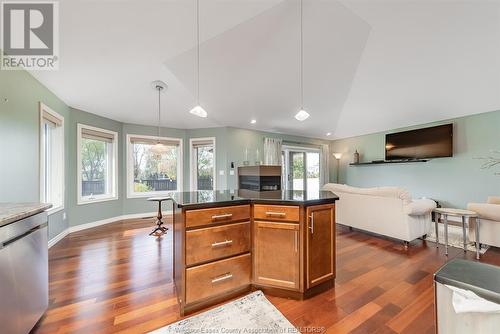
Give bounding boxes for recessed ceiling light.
[190,105,207,118]
[250,119,257,124]
[326,132,331,136]
[295,109,310,121]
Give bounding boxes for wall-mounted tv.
[385,124,453,161]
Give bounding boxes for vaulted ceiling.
[31,0,500,139]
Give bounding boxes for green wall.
[1,70,330,241]
[0,70,71,239]
[10,67,496,240]
[330,110,500,208]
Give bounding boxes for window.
[39,103,64,213]
[127,134,183,197]
[190,137,216,191]
[77,124,118,204]
[282,146,321,193]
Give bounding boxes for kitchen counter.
[172,189,337,315]
[0,203,52,227]
[168,189,338,209]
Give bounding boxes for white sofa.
[467,196,500,248]
[322,183,436,243]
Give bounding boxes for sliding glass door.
[282,147,321,192]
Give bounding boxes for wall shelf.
[349,159,429,166]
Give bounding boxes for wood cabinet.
[185,254,251,304]
[253,204,300,222]
[174,201,335,315]
[306,204,335,289]
[185,222,251,266]
[253,221,300,290]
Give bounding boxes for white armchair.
[467,196,500,248]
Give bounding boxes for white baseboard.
[48,211,163,248]
[48,228,69,248]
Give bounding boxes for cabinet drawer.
[185,254,251,304]
[185,205,250,228]
[254,204,299,222]
[186,222,251,266]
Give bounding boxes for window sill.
[126,191,179,199]
[47,206,64,216]
[77,196,119,206]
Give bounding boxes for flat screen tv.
[385,124,453,161]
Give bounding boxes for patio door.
[282,147,321,192]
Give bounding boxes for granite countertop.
[165,190,338,209]
[0,203,53,227]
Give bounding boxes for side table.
[147,196,171,236]
[433,208,480,259]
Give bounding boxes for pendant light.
[190,0,208,118]
[295,0,309,121]
[150,80,168,155]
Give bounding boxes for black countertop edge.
[174,197,338,210]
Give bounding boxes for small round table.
[147,196,171,236]
[433,208,480,259]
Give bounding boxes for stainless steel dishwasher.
[0,211,48,334]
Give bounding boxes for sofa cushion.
[322,183,412,204]
[404,199,437,216]
[467,203,500,222]
[487,196,500,205]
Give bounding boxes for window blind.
[129,136,180,146]
[42,111,63,127]
[81,128,115,143]
[191,139,214,148]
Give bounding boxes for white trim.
[126,133,183,198]
[48,228,69,249]
[39,102,65,211]
[47,206,64,216]
[77,123,119,205]
[189,137,216,191]
[48,211,160,248]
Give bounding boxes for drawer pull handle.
[265,211,286,217]
[211,240,233,248]
[309,213,314,234]
[211,213,233,220]
[211,273,233,284]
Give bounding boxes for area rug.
[426,223,489,255]
[150,291,298,334]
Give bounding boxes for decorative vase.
[353,150,360,164]
[243,148,249,166]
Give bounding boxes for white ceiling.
[31,0,500,139]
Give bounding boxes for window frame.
[39,102,65,215]
[126,133,183,198]
[189,137,216,191]
[77,123,119,205]
[282,145,322,192]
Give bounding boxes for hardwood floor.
[33,218,500,334]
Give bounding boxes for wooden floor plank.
[33,219,500,334]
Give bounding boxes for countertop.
[0,203,52,227]
[166,190,338,209]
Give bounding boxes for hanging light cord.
[300,0,303,110]
[157,86,161,140]
[196,0,200,105]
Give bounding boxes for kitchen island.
[170,190,338,315]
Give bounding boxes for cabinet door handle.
[211,273,233,284]
[211,240,233,248]
[309,213,314,234]
[211,213,233,220]
[265,211,286,217]
[294,230,298,252]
